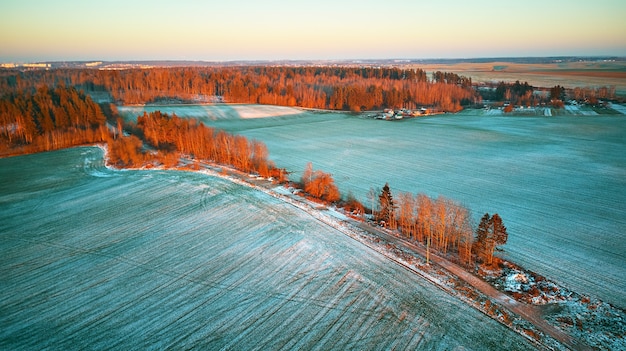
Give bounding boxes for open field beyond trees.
[415,60,626,97]
[119,104,626,312]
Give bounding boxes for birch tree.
[396,192,416,239]
[416,194,433,264]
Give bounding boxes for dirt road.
[185,160,592,350]
[347,219,593,351]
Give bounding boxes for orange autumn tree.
[130,111,283,178]
[0,66,478,112]
[301,162,341,203]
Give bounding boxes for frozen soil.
[197,156,626,350]
[0,147,538,350]
[120,104,626,312]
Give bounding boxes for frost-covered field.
[121,104,302,120]
[120,104,626,310]
[609,102,626,115]
[0,148,536,350]
[564,105,598,115]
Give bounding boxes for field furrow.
[0,147,537,350]
[119,105,624,309]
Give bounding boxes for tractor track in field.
[190,160,593,351]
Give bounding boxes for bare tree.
[396,192,416,239]
[416,194,433,264]
[366,186,380,218]
[302,162,313,187]
[433,197,448,252]
[448,201,473,266]
[301,163,340,203]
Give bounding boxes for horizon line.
[2,55,626,65]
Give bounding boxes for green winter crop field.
[0,147,537,350]
[120,104,626,310]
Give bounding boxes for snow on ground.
[231,104,303,118]
[504,272,530,292]
[565,105,598,115]
[118,104,302,120]
[0,148,537,350]
[484,108,503,116]
[609,102,626,114]
[139,105,626,310]
[564,105,578,114]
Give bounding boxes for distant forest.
[0,85,108,154]
[0,66,477,112]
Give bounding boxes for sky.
[1,0,625,62]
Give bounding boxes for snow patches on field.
[118,104,303,121]
[484,108,503,116]
[609,102,626,114]
[0,148,540,351]
[565,105,598,115]
[230,105,303,118]
[81,146,115,177]
[504,272,530,292]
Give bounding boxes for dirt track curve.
[347,219,593,351]
[191,161,593,351]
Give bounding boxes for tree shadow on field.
[202,104,242,120]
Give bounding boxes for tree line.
[0,66,478,112]
[0,81,507,270]
[570,86,616,105]
[0,83,286,183]
[0,85,108,155]
[432,71,473,88]
[478,81,537,106]
[478,80,618,109]
[372,183,507,267]
[109,110,287,181]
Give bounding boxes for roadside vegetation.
[364,182,508,268]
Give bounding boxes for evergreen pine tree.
[377,183,395,228]
[475,212,508,265]
[491,213,508,250]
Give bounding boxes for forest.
[0,66,478,112]
[0,83,286,181]
[0,85,108,155]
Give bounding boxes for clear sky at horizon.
[1,0,625,62]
